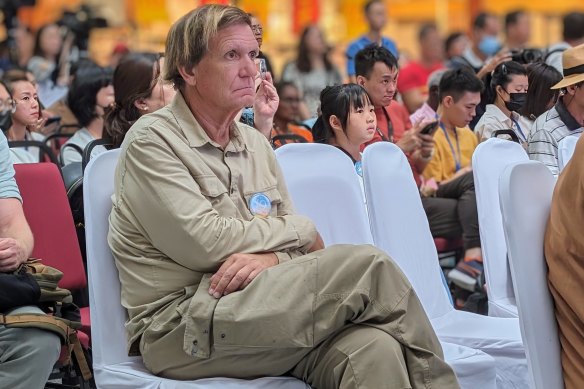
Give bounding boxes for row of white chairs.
[473,134,580,319]
[83,139,567,388]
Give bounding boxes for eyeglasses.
[251,24,263,34]
[0,98,15,113]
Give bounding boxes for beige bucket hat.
[552,43,584,89]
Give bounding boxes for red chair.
[14,162,90,340]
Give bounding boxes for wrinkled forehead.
[208,23,258,53]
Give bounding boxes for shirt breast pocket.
[197,175,229,207]
[243,186,282,218]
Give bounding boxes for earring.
[142,105,149,111]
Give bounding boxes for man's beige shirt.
[108,93,317,358]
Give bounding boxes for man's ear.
[178,65,197,87]
[328,114,343,132]
[443,96,454,108]
[356,75,366,87]
[565,85,578,96]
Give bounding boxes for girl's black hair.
[520,61,562,119]
[312,83,372,144]
[67,65,113,128]
[484,60,527,105]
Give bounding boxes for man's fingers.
[0,238,15,250]
[243,268,262,288]
[0,248,17,261]
[223,265,255,295]
[210,260,247,298]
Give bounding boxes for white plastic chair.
[558,134,581,172]
[275,143,373,246]
[362,142,528,389]
[83,149,309,389]
[276,143,497,389]
[499,161,563,389]
[472,138,528,318]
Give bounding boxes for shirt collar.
[485,104,513,125]
[169,92,254,153]
[556,98,583,132]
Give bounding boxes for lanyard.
[439,122,462,172]
[377,107,394,143]
[510,117,527,143]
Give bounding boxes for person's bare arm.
[253,72,279,139]
[0,198,33,272]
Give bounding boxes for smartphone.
[44,116,62,127]
[256,58,267,80]
[419,121,439,136]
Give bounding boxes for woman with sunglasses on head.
[104,53,176,149]
[474,60,532,147]
[0,74,45,164]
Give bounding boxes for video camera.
[58,5,107,55]
[510,48,543,65]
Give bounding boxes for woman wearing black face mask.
[474,60,532,147]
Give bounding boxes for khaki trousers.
[143,245,459,389]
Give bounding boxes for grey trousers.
[144,245,459,389]
[0,306,61,389]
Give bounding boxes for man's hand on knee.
[0,238,28,272]
[209,252,278,298]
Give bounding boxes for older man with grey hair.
[108,4,458,388]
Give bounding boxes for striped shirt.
[528,100,584,177]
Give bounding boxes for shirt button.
[220,333,226,339]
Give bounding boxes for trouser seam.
[346,353,362,388]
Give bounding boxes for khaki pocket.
[212,255,317,349]
[243,186,283,217]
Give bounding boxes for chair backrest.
[9,140,60,165]
[499,161,562,389]
[14,163,86,290]
[275,143,373,246]
[45,132,73,155]
[362,142,453,319]
[558,134,581,172]
[83,149,138,367]
[472,138,528,313]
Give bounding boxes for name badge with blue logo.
[249,192,271,217]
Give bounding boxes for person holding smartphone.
[354,45,435,176]
[422,68,484,303]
